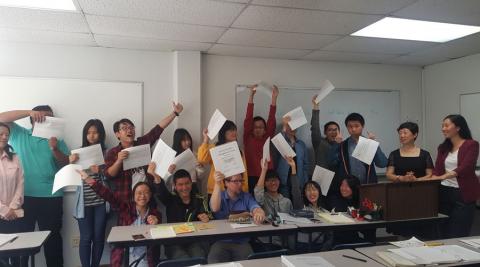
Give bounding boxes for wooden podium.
[359,180,440,221]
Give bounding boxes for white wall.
[202,55,424,145]
[423,53,480,158]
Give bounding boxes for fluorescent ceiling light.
[0,0,76,11]
[352,17,480,43]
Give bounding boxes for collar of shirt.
[0,151,8,160]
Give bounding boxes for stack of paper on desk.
[387,245,477,265]
[278,212,313,224]
[317,212,355,224]
[281,255,335,267]
[460,238,480,249]
[150,226,176,239]
[390,237,425,248]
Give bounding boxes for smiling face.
[325,124,339,142]
[340,179,353,199]
[134,184,151,208]
[253,119,266,138]
[442,118,460,139]
[0,126,9,151]
[225,174,243,195]
[398,128,417,145]
[174,177,192,199]
[304,184,319,206]
[115,122,136,145]
[265,177,280,193]
[346,121,363,138]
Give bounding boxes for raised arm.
[147,162,173,205]
[310,94,321,148]
[158,102,183,129]
[197,129,213,165]
[0,110,46,124]
[209,171,224,212]
[244,85,256,139]
[254,159,269,205]
[266,85,278,137]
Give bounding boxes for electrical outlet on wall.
[71,236,80,247]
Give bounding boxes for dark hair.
[344,113,365,127]
[342,175,360,207]
[324,121,340,133]
[216,120,237,146]
[172,128,193,156]
[132,181,155,207]
[253,116,266,128]
[265,169,279,181]
[0,122,15,160]
[397,121,419,139]
[439,114,473,152]
[173,169,192,184]
[30,105,53,124]
[82,119,106,150]
[302,181,324,208]
[113,118,135,133]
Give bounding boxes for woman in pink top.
[0,122,25,265]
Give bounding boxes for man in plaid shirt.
[105,102,183,205]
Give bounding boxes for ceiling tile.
[78,0,246,27]
[251,0,416,15]
[208,44,311,59]
[218,28,340,49]
[232,5,382,34]
[0,6,89,32]
[393,0,480,25]
[86,15,225,43]
[323,36,436,54]
[0,28,96,46]
[302,50,396,63]
[94,34,212,51]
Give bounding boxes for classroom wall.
[202,54,424,146]
[423,53,480,158]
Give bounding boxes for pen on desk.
[342,254,367,262]
[9,236,18,243]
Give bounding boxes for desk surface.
[107,219,297,247]
[356,236,480,267]
[0,231,50,256]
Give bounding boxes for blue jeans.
[77,203,107,267]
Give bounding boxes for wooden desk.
[0,231,50,267]
[356,236,480,267]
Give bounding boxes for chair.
[247,249,288,260]
[332,242,373,250]
[156,257,207,267]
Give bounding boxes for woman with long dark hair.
[430,114,479,238]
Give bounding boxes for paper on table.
[32,116,66,139]
[389,246,461,265]
[122,144,151,171]
[271,133,296,158]
[209,141,245,177]
[71,144,105,170]
[151,139,176,178]
[390,237,425,248]
[150,226,176,239]
[0,234,18,247]
[317,212,355,224]
[352,136,380,165]
[262,137,270,162]
[460,239,480,249]
[435,245,480,261]
[207,109,227,140]
[52,164,82,194]
[283,106,307,130]
[173,149,197,179]
[314,80,335,104]
[281,255,335,267]
[312,165,335,196]
[230,223,259,229]
[278,212,313,224]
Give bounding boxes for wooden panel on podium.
[359,180,440,221]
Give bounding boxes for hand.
[29,110,46,123]
[147,162,156,176]
[117,151,129,163]
[367,131,376,140]
[146,215,159,225]
[172,102,183,114]
[202,128,209,143]
[285,156,296,169]
[89,165,100,174]
[214,171,225,183]
[49,137,58,151]
[282,115,291,125]
[312,94,319,108]
[272,85,279,99]
[197,213,210,223]
[69,153,79,163]
[76,169,95,185]
[252,209,266,225]
[260,158,269,172]
[168,164,176,174]
[4,208,17,221]
[249,84,257,97]
[335,131,343,144]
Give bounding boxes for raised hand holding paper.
[263,137,271,162]
[207,109,227,140]
[71,144,105,170]
[151,139,176,178]
[312,165,335,196]
[122,144,151,170]
[283,107,307,130]
[173,149,198,179]
[52,164,82,194]
[32,116,66,139]
[352,136,379,165]
[314,80,335,104]
[209,141,245,177]
[271,133,296,158]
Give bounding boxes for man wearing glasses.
[208,171,266,263]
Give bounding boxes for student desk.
[0,231,50,267]
[356,236,480,267]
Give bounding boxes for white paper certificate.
[207,109,227,140]
[52,164,82,194]
[314,80,335,104]
[352,136,380,165]
[71,144,105,170]
[151,139,176,178]
[263,137,271,162]
[122,144,152,170]
[283,107,307,130]
[209,141,245,177]
[312,165,335,196]
[32,116,66,139]
[173,149,197,179]
[271,133,296,158]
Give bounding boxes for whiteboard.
[235,86,400,174]
[460,92,480,166]
[0,76,143,150]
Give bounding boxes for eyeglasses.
[226,179,244,184]
[120,126,135,131]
